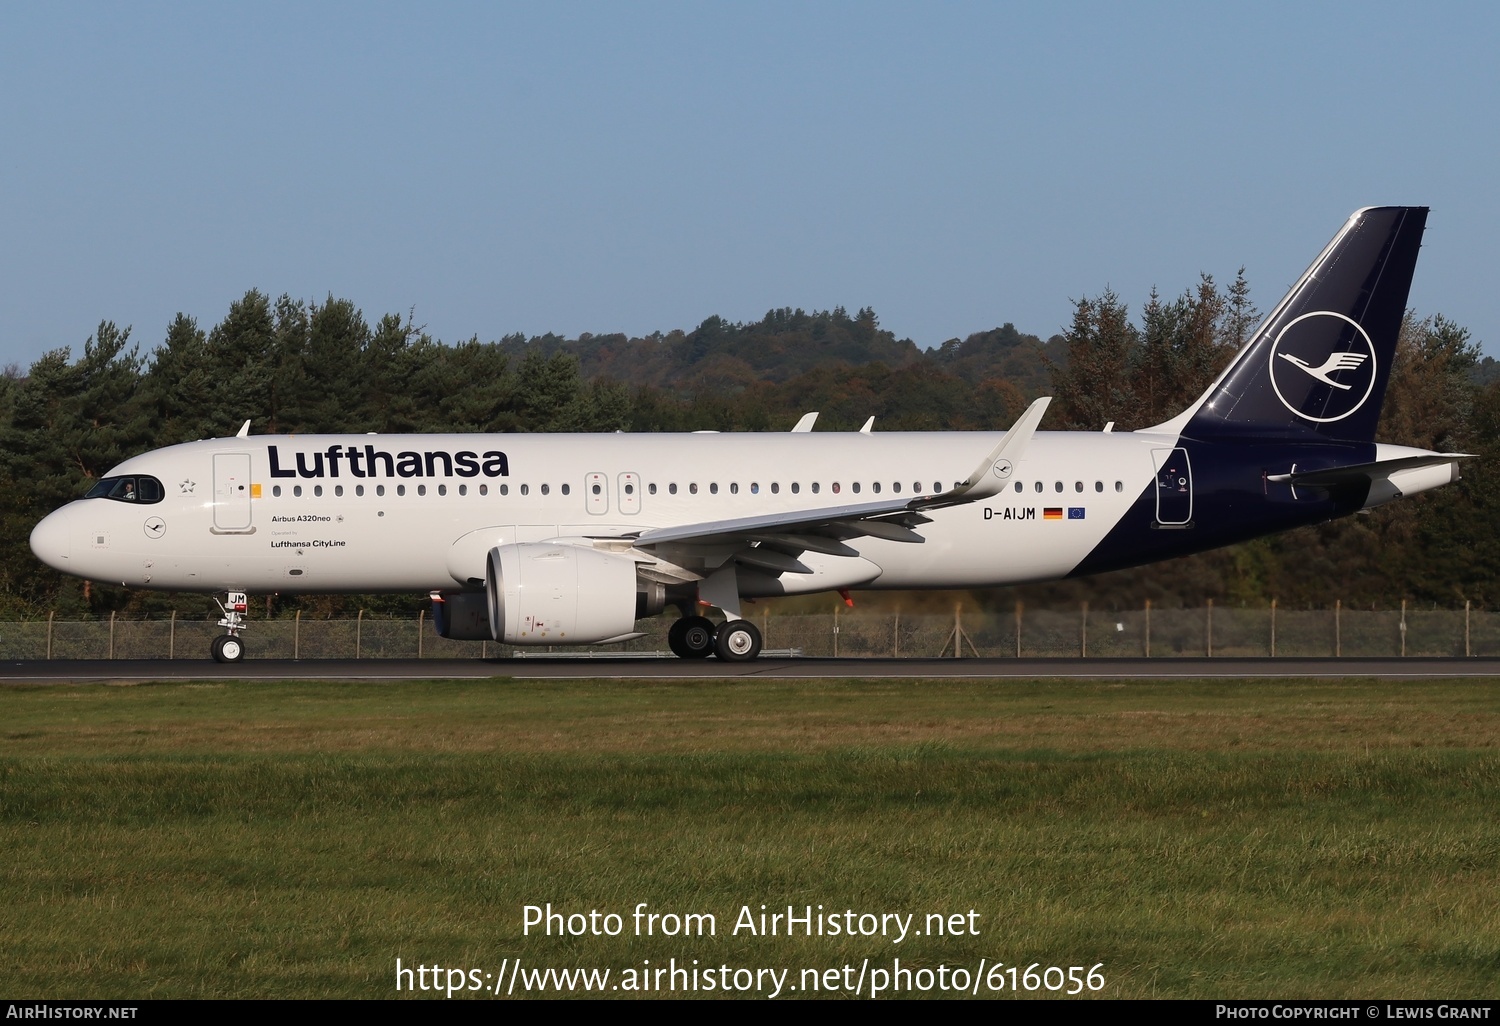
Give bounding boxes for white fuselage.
[33,430,1166,595]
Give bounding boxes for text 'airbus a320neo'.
[30,207,1463,661]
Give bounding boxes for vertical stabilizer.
[1157,206,1427,443]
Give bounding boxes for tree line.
[0,277,1494,619]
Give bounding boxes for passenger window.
[591,483,602,495]
[893,482,901,493]
[397,485,406,496]
[438,484,447,496]
[730,483,739,494]
[520,484,529,496]
[751,482,759,494]
[1115,481,1124,492]
[377,485,385,497]
[811,483,820,494]
[669,483,678,495]
[1095,481,1103,493]
[458,484,466,496]
[791,483,800,494]
[1034,482,1043,493]
[483,484,492,496]
[273,485,282,498]
[418,484,426,496]
[314,485,323,497]
[1014,482,1023,493]
[294,485,303,497]
[335,485,344,497]
[541,484,549,495]
[690,483,698,494]
[649,483,657,495]
[1075,482,1083,492]
[710,483,718,494]
[561,483,570,496]
[1055,482,1063,493]
[771,483,780,494]
[872,482,880,494]
[832,482,841,494]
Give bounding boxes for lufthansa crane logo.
[1268,311,1377,423]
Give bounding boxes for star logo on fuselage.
[180,479,195,494]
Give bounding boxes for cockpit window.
[85,476,164,504]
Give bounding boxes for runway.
[4,656,1500,682]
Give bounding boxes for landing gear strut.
[212,591,248,663]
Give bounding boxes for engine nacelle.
[486,543,661,644]
[432,591,492,640]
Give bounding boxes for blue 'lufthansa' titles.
[268,444,509,479]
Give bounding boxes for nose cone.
[30,507,72,570]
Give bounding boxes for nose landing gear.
[212,591,248,663]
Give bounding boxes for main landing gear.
[212,591,248,663]
[667,614,763,662]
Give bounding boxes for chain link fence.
[1,602,1494,660]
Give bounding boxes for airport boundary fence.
[1,601,1496,660]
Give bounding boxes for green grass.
[2,678,1498,998]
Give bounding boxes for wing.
[616,398,1051,574]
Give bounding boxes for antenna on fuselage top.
[791,412,818,432]
[236,420,251,438]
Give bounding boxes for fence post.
[418,608,425,658]
[1015,601,1022,658]
[1081,600,1087,657]
[170,609,176,660]
[109,611,116,660]
[1400,599,1407,657]
[1270,599,1276,658]
[1466,599,1471,658]
[1207,599,1213,657]
[356,609,363,659]
[1335,600,1341,657]
[47,610,54,660]
[294,610,301,660]
[832,603,839,658]
[893,608,900,659]
[1144,599,1151,658]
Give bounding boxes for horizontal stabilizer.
[1266,452,1471,487]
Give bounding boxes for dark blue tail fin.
[1168,206,1426,443]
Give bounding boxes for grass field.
[3,677,1498,999]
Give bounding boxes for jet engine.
[485,542,664,644]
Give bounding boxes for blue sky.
[2,2,1496,371]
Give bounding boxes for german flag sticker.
[1043,507,1063,520]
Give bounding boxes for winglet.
[236,419,252,438]
[859,416,875,434]
[791,412,818,432]
[923,397,1051,506]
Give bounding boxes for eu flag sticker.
[1068,507,1085,519]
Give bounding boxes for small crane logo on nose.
[144,517,166,538]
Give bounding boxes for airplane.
[28,206,1465,662]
